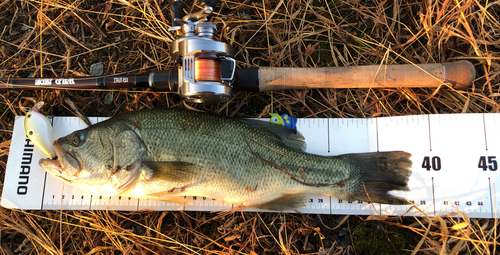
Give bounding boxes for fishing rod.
[0,0,476,104]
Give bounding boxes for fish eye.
[71,132,85,147]
[272,117,278,122]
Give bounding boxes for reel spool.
[195,57,222,82]
[169,0,236,103]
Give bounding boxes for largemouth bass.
[39,108,412,210]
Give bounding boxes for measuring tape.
[2,113,499,218]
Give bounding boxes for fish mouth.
[38,143,63,174]
[53,141,81,177]
[38,154,69,183]
[53,142,64,167]
[38,159,70,182]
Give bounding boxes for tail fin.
[344,151,412,204]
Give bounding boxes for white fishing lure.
[24,102,56,159]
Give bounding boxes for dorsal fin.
[238,119,306,151]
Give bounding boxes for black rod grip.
[148,71,178,91]
[233,68,259,92]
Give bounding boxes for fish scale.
[39,108,412,210]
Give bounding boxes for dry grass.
[0,0,499,254]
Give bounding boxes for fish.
[39,108,412,210]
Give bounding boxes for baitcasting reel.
[165,0,236,103]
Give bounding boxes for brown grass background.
[0,0,499,254]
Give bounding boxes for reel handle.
[201,0,218,8]
[170,1,187,27]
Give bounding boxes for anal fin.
[252,194,309,211]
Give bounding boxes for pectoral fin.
[145,185,194,206]
[141,161,202,206]
[252,194,309,211]
[143,161,200,183]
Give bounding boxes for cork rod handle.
[257,60,475,91]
